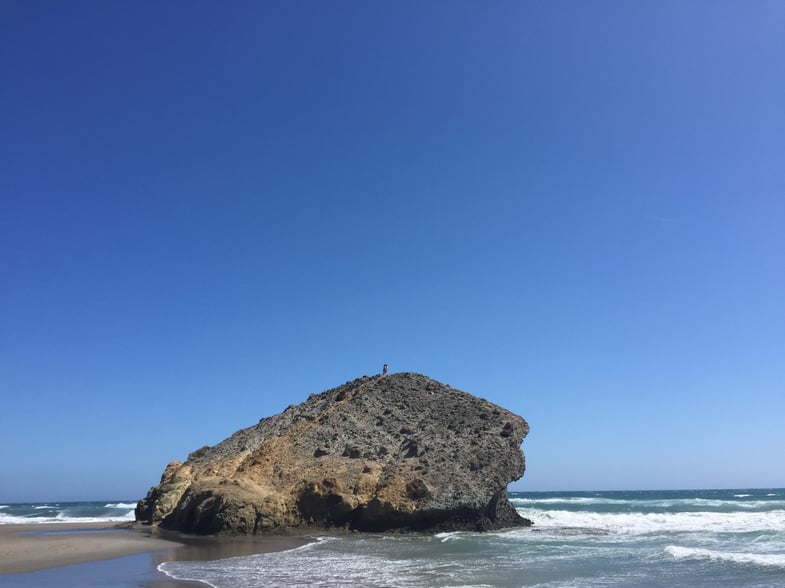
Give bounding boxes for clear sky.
[1,1,783,502]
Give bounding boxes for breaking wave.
[666,545,785,568]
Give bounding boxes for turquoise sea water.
[2,490,784,587]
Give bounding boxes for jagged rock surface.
[136,373,531,534]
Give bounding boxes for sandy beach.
[0,522,179,575]
[0,522,309,586]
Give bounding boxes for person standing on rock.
[383,364,388,375]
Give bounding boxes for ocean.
[3,489,785,587]
[158,489,785,587]
[0,501,136,525]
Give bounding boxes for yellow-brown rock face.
[136,373,530,534]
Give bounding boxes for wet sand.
[0,522,309,586]
[0,522,179,575]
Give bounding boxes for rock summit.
[136,372,531,534]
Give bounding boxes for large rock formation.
[136,372,531,534]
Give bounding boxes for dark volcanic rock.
[136,372,531,534]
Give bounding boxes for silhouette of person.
[383,364,388,375]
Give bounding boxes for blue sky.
[1,1,783,502]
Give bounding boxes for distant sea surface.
[0,501,136,524]
[4,489,785,587]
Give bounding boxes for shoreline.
[0,522,181,575]
[0,522,309,586]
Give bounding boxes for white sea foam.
[33,505,55,510]
[0,514,36,525]
[512,496,785,512]
[435,531,462,542]
[104,502,137,509]
[658,498,785,511]
[159,537,422,587]
[0,511,135,525]
[514,507,785,536]
[158,564,220,588]
[666,545,785,568]
[511,496,622,506]
[160,534,514,588]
